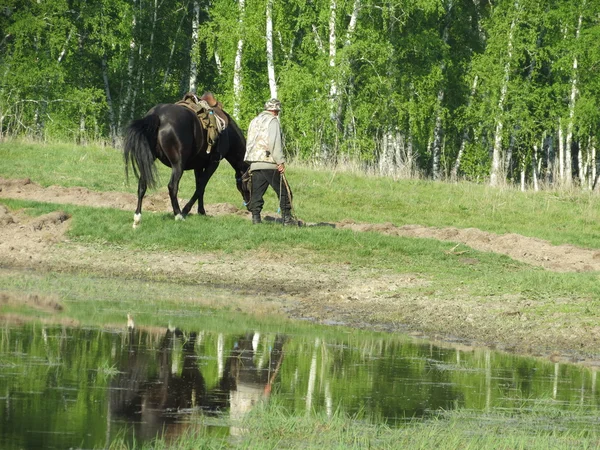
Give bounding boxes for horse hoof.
[133,213,141,229]
[175,214,185,221]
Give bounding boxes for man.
[244,98,296,225]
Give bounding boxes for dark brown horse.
[123,103,249,228]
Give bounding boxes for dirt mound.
[2,176,599,273]
[337,220,600,273]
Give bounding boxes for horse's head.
[238,168,251,209]
[223,114,251,209]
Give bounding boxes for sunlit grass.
[105,400,600,449]
[3,140,600,248]
[4,197,600,306]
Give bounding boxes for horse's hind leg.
[133,178,147,229]
[168,165,185,220]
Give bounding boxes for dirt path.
[2,177,600,365]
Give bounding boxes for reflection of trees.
[109,328,286,440]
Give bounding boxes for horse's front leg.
[133,178,147,229]
[168,165,185,220]
[183,162,219,216]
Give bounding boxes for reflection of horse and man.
[110,325,286,441]
[124,91,301,228]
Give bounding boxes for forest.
[1,0,599,188]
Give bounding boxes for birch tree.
[266,0,277,98]
[564,3,584,187]
[189,0,201,93]
[233,0,246,120]
[490,5,518,187]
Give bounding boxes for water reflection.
[0,322,599,449]
[110,328,209,441]
[110,327,286,442]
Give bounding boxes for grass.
[4,196,600,307]
[2,139,600,247]
[3,140,600,448]
[106,400,600,449]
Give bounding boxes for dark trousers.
[249,169,292,215]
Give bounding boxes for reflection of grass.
[107,400,599,449]
[97,361,119,377]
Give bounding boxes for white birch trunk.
[578,140,584,185]
[266,0,277,98]
[592,137,597,189]
[520,160,526,191]
[432,89,444,180]
[163,10,187,86]
[532,144,539,191]
[345,0,360,46]
[233,0,246,120]
[57,29,74,63]
[490,16,516,187]
[565,11,583,188]
[148,0,158,77]
[432,3,452,181]
[558,118,564,182]
[189,0,201,93]
[118,7,137,131]
[312,25,325,53]
[379,133,392,176]
[101,56,117,145]
[452,75,478,180]
[214,50,223,76]
[328,0,337,118]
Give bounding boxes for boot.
[252,213,262,224]
[282,211,297,226]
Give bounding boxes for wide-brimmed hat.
[264,98,281,111]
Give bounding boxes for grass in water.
[105,400,600,449]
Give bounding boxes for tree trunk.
[118,1,138,132]
[565,10,584,188]
[532,144,539,191]
[189,0,201,93]
[328,0,337,123]
[432,2,452,181]
[162,10,187,87]
[490,16,517,187]
[558,118,565,183]
[266,0,277,98]
[101,56,117,146]
[452,75,478,180]
[432,89,444,181]
[233,0,245,120]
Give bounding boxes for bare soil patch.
[1,177,599,366]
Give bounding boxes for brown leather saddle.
[175,92,229,153]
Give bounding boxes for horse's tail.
[123,114,160,189]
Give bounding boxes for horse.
[123,102,250,228]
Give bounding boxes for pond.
[0,320,598,449]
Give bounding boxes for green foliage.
[2,0,600,186]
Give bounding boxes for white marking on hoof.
[175,214,185,221]
[133,213,142,229]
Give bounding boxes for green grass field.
[3,140,600,449]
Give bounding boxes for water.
[0,322,598,449]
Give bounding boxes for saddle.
[175,91,229,154]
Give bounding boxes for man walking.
[244,99,296,225]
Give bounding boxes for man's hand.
[277,163,285,173]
